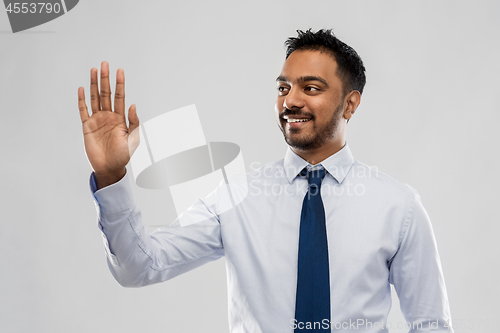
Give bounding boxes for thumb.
[127,104,140,157]
[128,104,139,133]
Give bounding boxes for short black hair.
[285,29,366,95]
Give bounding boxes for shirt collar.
[283,143,355,184]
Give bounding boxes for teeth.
[287,118,310,123]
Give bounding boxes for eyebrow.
[276,75,329,87]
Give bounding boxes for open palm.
[78,62,139,189]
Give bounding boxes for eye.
[277,86,289,95]
[305,86,320,92]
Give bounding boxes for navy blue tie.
[295,167,330,331]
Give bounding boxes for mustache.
[281,108,314,119]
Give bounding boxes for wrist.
[94,168,126,190]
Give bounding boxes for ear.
[343,90,361,121]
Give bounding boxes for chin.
[285,136,321,151]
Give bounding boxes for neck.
[291,140,346,165]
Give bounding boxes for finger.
[128,104,140,133]
[78,87,90,122]
[90,68,100,112]
[100,61,112,111]
[114,68,125,117]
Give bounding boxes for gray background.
[1,0,499,332]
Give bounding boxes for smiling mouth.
[282,115,313,123]
[282,116,312,130]
[286,118,311,123]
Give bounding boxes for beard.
[279,102,344,151]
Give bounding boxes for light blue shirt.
[90,144,453,332]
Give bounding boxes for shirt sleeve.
[90,169,224,287]
[389,186,454,332]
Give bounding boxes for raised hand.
[78,61,139,189]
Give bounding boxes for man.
[78,29,453,332]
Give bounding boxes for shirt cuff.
[89,170,135,215]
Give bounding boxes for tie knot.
[300,167,326,189]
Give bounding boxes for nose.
[283,87,305,110]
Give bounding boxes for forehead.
[280,50,340,84]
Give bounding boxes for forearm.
[91,169,225,287]
[93,170,157,287]
[99,208,153,287]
